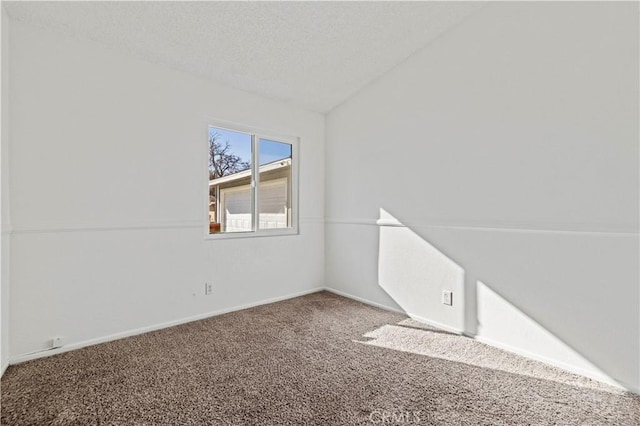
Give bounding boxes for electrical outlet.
[51,336,64,349]
[442,291,453,306]
[205,282,214,295]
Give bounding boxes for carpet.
[2,291,638,425]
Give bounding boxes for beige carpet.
[1,291,638,425]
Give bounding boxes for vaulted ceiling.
[4,1,485,113]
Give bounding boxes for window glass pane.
[258,139,292,229]
[208,127,253,233]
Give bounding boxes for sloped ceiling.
[4,1,485,113]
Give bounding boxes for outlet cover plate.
[442,291,453,306]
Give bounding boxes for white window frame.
[205,120,299,240]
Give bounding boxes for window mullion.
[252,134,259,233]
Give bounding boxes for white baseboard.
[473,335,631,392]
[404,312,464,335]
[1,361,8,377]
[9,286,325,365]
[323,287,464,335]
[324,286,637,394]
[7,285,638,395]
[323,287,405,314]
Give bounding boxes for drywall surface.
[325,2,639,391]
[7,20,324,360]
[1,7,10,375]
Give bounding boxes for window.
[207,123,298,238]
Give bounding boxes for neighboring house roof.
[209,158,292,187]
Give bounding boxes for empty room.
[0,1,638,425]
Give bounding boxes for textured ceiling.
[4,1,485,113]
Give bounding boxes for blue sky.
[209,126,291,166]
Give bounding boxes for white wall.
[326,2,639,391]
[7,20,324,360]
[1,7,10,375]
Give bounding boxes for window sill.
[204,227,299,240]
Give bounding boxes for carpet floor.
[1,291,638,425]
